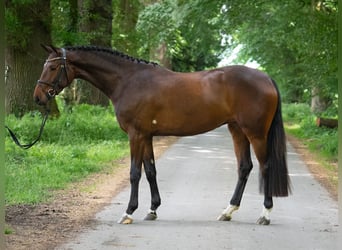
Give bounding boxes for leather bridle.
[37,48,69,99]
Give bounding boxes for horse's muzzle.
[34,95,47,106]
[34,96,42,105]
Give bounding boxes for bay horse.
[34,45,290,225]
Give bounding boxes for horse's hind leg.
[250,137,273,225]
[218,123,253,221]
[143,137,161,220]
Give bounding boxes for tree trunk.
[5,0,59,117]
[316,117,338,128]
[150,42,172,69]
[57,0,79,107]
[112,0,141,54]
[76,0,113,107]
[311,87,329,114]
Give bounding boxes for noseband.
[37,48,69,99]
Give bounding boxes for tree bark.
[311,87,329,114]
[150,42,172,69]
[5,0,59,117]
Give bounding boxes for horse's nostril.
[34,96,40,104]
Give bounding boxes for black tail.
[261,79,291,197]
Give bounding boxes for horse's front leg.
[118,133,144,224]
[143,137,161,221]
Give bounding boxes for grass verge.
[282,103,338,188]
[5,104,129,205]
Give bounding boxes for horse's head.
[34,45,74,106]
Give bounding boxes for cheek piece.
[37,48,68,100]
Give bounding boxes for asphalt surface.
[58,126,338,250]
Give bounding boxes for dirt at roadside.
[5,135,337,250]
[5,136,177,250]
[286,135,337,201]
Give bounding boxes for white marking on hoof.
[256,207,272,225]
[117,213,133,224]
[256,216,270,225]
[217,205,239,221]
[144,209,158,221]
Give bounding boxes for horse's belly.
[151,109,231,136]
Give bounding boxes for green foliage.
[282,103,313,124]
[4,227,13,235]
[282,103,338,161]
[136,0,179,61]
[5,0,50,49]
[136,0,226,71]
[5,104,129,204]
[51,0,91,46]
[112,0,143,56]
[222,0,338,106]
[170,0,226,71]
[5,7,29,48]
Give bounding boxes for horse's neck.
[71,53,133,99]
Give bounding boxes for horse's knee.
[130,167,142,184]
[145,168,156,182]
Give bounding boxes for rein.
[6,48,68,149]
[5,108,50,149]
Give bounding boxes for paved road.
[58,126,338,250]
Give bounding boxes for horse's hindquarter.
[222,66,278,136]
[115,66,277,137]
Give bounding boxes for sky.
[218,44,260,68]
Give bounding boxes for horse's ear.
[40,44,58,54]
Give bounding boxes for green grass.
[282,103,338,163]
[5,104,129,205]
[4,227,13,235]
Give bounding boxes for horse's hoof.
[218,205,238,221]
[144,211,158,221]
[217,214,232,221]
[256,216,270,225]
[117,214,133,224]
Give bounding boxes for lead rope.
[5,108,50,149]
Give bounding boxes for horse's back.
[116,65,278,137]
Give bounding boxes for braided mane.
[65,45,158,66]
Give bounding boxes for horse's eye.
[50,66,57,71]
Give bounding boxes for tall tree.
[112,0,142,56]
[51,0,113,106]
[76,0,113,106]
[5,0,60,116]
[136,0,226,71]
[220,0,338,110]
